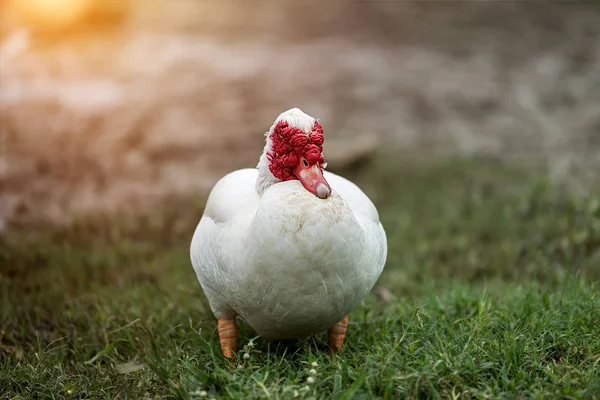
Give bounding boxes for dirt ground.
[1,1,599,229]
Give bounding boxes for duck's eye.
[303,159,309,167]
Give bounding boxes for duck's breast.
[229,181,377,339]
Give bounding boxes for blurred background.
[1,0,599,228]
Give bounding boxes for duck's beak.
[294,158,332,199]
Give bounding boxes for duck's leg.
[217,318,238,359]
[328,316,349,353]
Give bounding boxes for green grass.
[1,156,599,399]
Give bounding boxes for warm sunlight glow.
[13,0,94,29]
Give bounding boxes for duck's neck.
[255,138,280,196]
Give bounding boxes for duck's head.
[256,108,332,199]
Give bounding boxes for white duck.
[190,108,387,358]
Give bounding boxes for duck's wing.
[324,170,387,273]
[190,168,260,318]
[198,168,261,225]
[324,170,380,224]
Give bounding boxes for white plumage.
[190,108,387,346]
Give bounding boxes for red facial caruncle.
[267,120,332,199]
